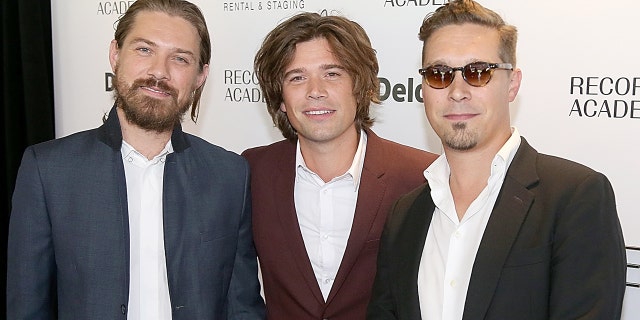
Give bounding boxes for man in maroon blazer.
[242,12,438,320]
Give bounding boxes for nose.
[307,76,327,100]
[447,71,470,102]
[147,56,170,81]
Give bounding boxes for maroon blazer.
[242,130,438,320]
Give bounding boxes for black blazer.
[368,138,626,320]
[7,106,265,319]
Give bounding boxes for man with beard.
[6,0,265,319]
[368,1,626,319]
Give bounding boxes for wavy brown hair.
[113,0,211,122]
[419,0,517,66]
[254,12,379,141]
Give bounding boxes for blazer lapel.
[159,125,192,303]
[275,146,326,305]
[326,163,386,304]
[326,131,387,304]
[462,139,539,320]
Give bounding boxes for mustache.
[131,77,178,97]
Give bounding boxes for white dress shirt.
[418,128,521,320]
[122,140,173,320]
[294,130,367,301]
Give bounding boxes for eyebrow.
[283,64,346,78]
[129,37,197,58]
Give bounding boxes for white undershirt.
[418,128,521,320]
[294,130,367,301]
[122,140,173,320]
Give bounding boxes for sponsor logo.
[383,0,448,8]
[223,69,264,102]
[569,76,640,119]
[97,1,135,15]
[105,73,115,92]
[222,0,306,12]
[379,77,423,103]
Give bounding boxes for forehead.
[288,38,339,66]
[424,23,501,65]
[126,11,201,53]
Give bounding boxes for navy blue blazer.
[7,107,265,319]
[368,138,626,320]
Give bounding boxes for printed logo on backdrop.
[379,76,423,103]
[225,69,264,102]
[223,0,307,12]
[569,76,640,119]
[383,0,448,8]
[97,1,135,15]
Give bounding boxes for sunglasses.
[418,61,513,89]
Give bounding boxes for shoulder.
[535,152,610,190]
[513,139,611,194]
[182,133,248,169]
[397,182,430,205]
[367,130,438,164]
[365,131,438,178]
[26,128,103,159]
[520,138,603,182]
[241,139,294,164]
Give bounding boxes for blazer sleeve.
[225,162,266,319]
[7,147,56,319]
[549,172,626,319]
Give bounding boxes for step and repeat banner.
[51,0,639,315]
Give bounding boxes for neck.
[444,143,500,221]
[117,108,172,160]
[299,129,360,183]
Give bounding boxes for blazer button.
[121,304,127,315]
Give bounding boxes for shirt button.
[322,234,329,240]
[454,231,461,238]
[450,280,457,287]
[121,304,127,314]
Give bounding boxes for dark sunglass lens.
[464,62,492,87]
[426,65,453,89]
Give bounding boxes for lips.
[141,86,171,96]
[304,110,334,115]
[132,77,177,97]
[445,113,477,121]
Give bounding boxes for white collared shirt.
[122,140,173,320]
[294,130,368,301]
[418,128,521,320]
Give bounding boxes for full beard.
[443,122,477,151]
[113,72,191,133]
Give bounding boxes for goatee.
[444,122,477,151]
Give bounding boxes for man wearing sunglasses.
[368,0,626,319]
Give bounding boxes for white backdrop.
[51,0,639,316]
